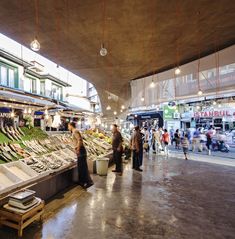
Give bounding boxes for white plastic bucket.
[96,158,109,176]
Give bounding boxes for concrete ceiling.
[0,0,235,115]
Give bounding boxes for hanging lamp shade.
[30,38,40,51]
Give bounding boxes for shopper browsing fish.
[68,122,94,189]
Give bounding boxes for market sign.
[194,110,235,118]
[164,105,178,120]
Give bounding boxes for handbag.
[143,142,149,149]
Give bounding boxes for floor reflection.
[0,153,235,238]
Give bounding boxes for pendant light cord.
[34,0,39,38]
[102,0,106,45]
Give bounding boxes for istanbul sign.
[194,110,235,118]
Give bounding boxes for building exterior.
[0,49,70,102]
[87,82,101,112]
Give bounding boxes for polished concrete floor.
[1,153,235,239]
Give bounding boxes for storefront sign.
[164,105,178,120]
[194,110,235,118]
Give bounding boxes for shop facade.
[181,106,235,131]
[127,111,164,129]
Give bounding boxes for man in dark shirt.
[112,124,123,174]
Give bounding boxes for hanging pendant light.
[45,108,48,115]
[106,105,111,110]
[121,105,125,110]
[175,67,181,75]
[31,0,40,51]
[197,89,203,96]
[213,100,217,106]
[30,38,40,51]
[113,111,117,115]
[24,108,28,114]
[141,97,145,102]
[150,80,155,88]
[28,108,32,114]
[10,110,15,118]
[100,44,108,56]
[120,109,123,113]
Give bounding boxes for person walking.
[112,124,123,175]
[143,128,150,153]
[192,128,200,152]
[170,127,174,144]
[130,126,143,171]
[68,122,93,189]
[206,130,212,155]
[182,133,190,160]
[174,129,180,149]
[155,128,162,152]
[162,129,170,155]
[151,128,156,153]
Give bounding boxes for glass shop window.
[51,84,63,100]
[0,63,18,88]
[0,65,8,86]
[31,78,37,94]
[8,68,15,88]
[40,81,45,95]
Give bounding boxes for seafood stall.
[0,127,114,202]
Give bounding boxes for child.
[182,133,189,160]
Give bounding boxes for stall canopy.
[0,89,55,108]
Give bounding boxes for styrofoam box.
[0,165,22,194]
[20,157,52,178]
[5,161,39,182]
[62,148,77,159]
[57,150,76,162]
[92,139,112,150]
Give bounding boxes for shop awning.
[0,90,55,107]
[60,102,93,113]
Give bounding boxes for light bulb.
[10,111,15,118]
[114,111,117,115]
[30,38,40,51]
[218,104,222,108]
[141,97,145,102]
[135,114,138,117]
[28,108,32,114]
[24,108,27,114]
[121,105,125,109]
[100,44,108,56]
[196,105,200,110]
[213,101,217,106]
[106,105,111,110]
[198,89,203,96]
[175,67,181,75]
[120,109,123,113]
[150,81,155,88]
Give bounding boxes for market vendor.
[112,124,123,175]
[68,122,94,189]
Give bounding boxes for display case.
[0,129,116,200]
[0,165,22,194]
